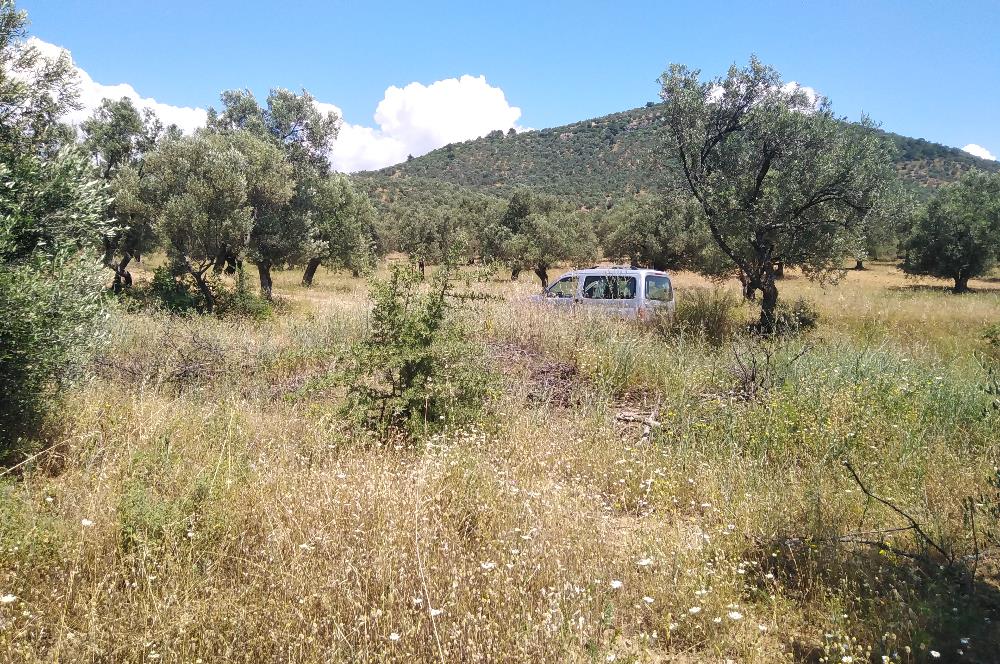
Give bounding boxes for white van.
[532,267,675,319]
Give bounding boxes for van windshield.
[645,275,673,301]
[582,275,636,300]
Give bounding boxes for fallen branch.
[842,459,954,567]
[615,407,661,444]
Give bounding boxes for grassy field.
[2,260,999,662]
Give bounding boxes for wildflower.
[429,608,443,617]
[81,518,94,527]
[298,543,314,551]
[930,652,940,659]
[389,633,401,642]
[695,589,708,596]
[688,607,702,614]
[480,561,496,571]
[606,654,616,662]
[764,573,774,580]
[713,617,722,623]
[728,611,743,620]
[842,658,853,663]
[758,624,767,632]
[636,557,653,567]
[643,597,654,604]
[610,580,623,589]
[0,594,16,604]
[412,596,423,606]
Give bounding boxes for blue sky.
[21,0,1000,170]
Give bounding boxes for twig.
[0,441,67,478]
[842,460,953,566]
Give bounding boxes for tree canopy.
[658,56,900,328]
[903,170,1000,292]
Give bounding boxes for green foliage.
[147,265,200,313]
[655,287,743,345]
[217,266,273,321]
[658,56,900,329]
[481,189,598,285]
[0,2,112,452]
[903,170,1000,292]
[82,97,168,289]
[772,297,820,335]
[602,194,723,272]
[339,265,489,439]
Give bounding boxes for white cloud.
[962,143,996,161]
[328,75,523,172]
[27,38,522,172]
[28,37,207,134]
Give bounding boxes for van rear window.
[582,275,636,300]
[645,275,673,301]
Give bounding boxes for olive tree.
[208,88,339,297]
[142,131,292,311]
[658,57,899,329]
[0,0,112,449]
[482,190,598,286]
[602,194,722,272]
[903,170,1000,293]
[81,97,167,290]
[300,174,378,286]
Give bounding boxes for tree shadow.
[889,284,1000,294]
[756,541,1000,662]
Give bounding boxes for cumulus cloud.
[27,38,521,172]
[328,75,523,172]
[962,143,997,161]
[28,37,207,134]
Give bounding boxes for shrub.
[773,297,819,335]
[148,265,201,313]
[338,264,491,440]
[656,287,742,345]
[217,266,272,321]
[0,255,107,452]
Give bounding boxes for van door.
[542,274,580,307]
[581,273,638,315]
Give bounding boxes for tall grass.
[1,260,998,662]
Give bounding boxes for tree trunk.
[854,259,865,270]
[192,271,215,313]
[257,261,274,300]
[759,274,779,332]
[110,254,133,293]
[301,257,321,286]
[534,265,549,289]
[738,272,756,301]
[954,274,970,294]
[418,259,426,280]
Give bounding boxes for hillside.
[362,103,1000,206]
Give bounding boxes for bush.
[773,297,819,335]
[338,264,491,440]
[0,255,107,452]
[656,287,743,345]
[217,266,272,321]
[148,265,201,313]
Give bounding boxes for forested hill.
[361,103,1000,206]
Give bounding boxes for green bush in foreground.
[339,264,491,440]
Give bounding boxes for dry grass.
[1,259,999,662]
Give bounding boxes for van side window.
[644,275,673,301]
[582,275,637,300]
[545,276,578,298]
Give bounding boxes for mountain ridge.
[359,102,1000,206]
